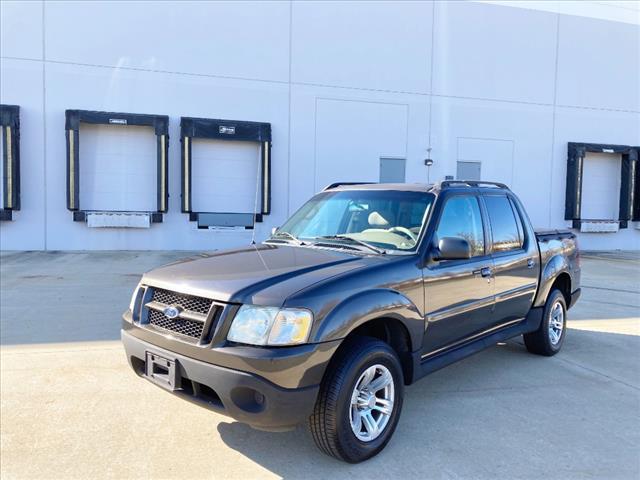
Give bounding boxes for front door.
[422,194,495,356]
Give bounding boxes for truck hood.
[142,243,379,305]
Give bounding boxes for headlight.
[227,305,313,346]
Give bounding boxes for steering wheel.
[388,226,418,242]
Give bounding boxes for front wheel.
[523,289,567,356]
[308,337,404,463]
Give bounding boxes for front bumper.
[122,330,323,431]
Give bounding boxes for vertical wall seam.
[427,0,436,182]
[548,13,561,228]
[313,97,318,193]
[287,0,293,216]
[404,104,409,164]
[42,0,47,250]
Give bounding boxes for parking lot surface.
[1,250,639,479]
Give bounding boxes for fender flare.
[534,254,572,308]
[310,288,424,352]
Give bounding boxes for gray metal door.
[379,157,406,183]
[457,161,481,181]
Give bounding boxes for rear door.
[482,194,538,327]
[422,194,495,356]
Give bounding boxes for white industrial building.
[0,0,638,251]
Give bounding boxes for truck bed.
[534,229,575,242]
[533,228,580,308]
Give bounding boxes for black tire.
[523,289,567,356]
[308,336,404,463]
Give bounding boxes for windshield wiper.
[270,231,305,245]
[313,235,385,254]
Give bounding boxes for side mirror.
[435,237,471,260]
[271,227,279,235]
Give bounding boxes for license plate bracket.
[145,351,179,391]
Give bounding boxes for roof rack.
[439,180,510,190]
[323,181,376,191]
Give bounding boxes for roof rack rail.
[440,180,510,190]
[323,181,376,191]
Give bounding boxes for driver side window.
[435,196,485,257]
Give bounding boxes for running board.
[411,307,543,383]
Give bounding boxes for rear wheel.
[523,289,567,356]
[308,336,404,463]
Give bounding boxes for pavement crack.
[582,285,640,295]
[557,356,640,392]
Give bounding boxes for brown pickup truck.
[123,180,581,462]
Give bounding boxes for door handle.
[473,267,492,278]
[527,259,534,269]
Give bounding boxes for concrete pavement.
[1,251,639,479]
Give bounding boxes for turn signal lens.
[227,305,313,346]
[268,309,313,345]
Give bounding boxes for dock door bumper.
[121,330,320,431]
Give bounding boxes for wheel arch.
[534,254,572,308]
[346,317,415,385]
[311,288,423,385]
[550,272,572,306]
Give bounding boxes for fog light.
[231,387,266,413]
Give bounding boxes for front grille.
[152,288,213,315]
[147,309,205,339]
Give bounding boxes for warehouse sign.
[218,125,235,135]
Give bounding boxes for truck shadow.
[215,327,639,478]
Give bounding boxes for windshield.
[274,190,435,253]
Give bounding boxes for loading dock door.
[565,142,637,230]
[65,110,169,225]
[0,128,4,210]
[181,117,271,229]
[0,104,20,221]
[79,124,158,212]
[581,152,621,221]
[191,140,261,217]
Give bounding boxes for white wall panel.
[43,62,289,250]
[292,1,433,93]
[1,1,639,251]
[479,1,640,27]
[289,84,430,215]
[556,15,640,111]
[314,98,408,191]
[0,0,43,60]
[0,58,45,250]
[430,96,554,228]
[457,137,514,185]
[432,1,557,104]
[550,106,640,250]
[44,1,290,82]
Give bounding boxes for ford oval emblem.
[163,305,181,319]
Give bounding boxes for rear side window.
[435,195,485,257]
[484,195,522,252]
